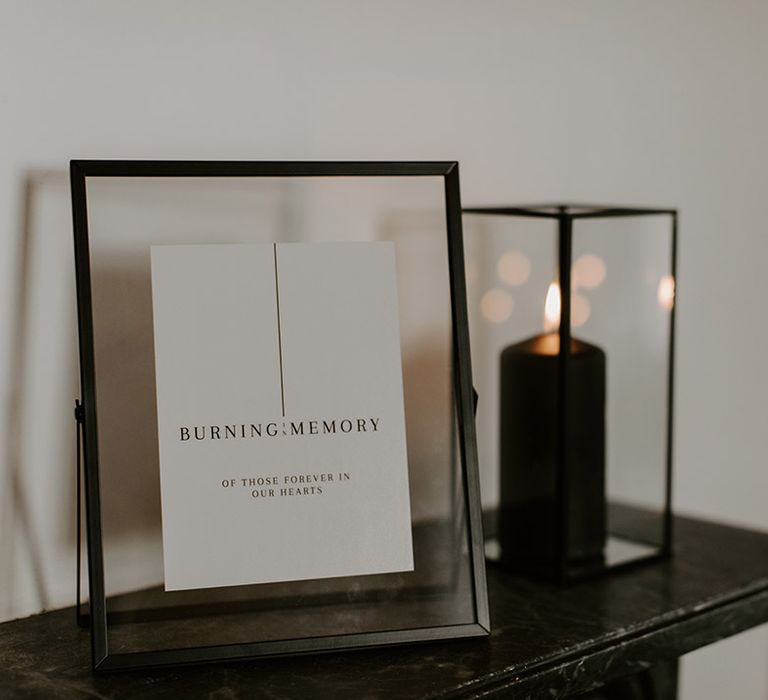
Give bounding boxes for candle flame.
[543,281,561,331]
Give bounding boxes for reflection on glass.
[572,253,607,289]
[657,274,675,311]
[497,250,531,286]
[480,288,514,323]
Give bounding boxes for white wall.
[1,2,766,697]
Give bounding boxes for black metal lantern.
[462,205,677,582]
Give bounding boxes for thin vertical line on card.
[273,243,286,417]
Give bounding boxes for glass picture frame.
[70,160,489,671]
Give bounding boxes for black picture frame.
[70,160,489,671]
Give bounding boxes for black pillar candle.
[498,331,606,578]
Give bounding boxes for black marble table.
[2,514,767,699]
